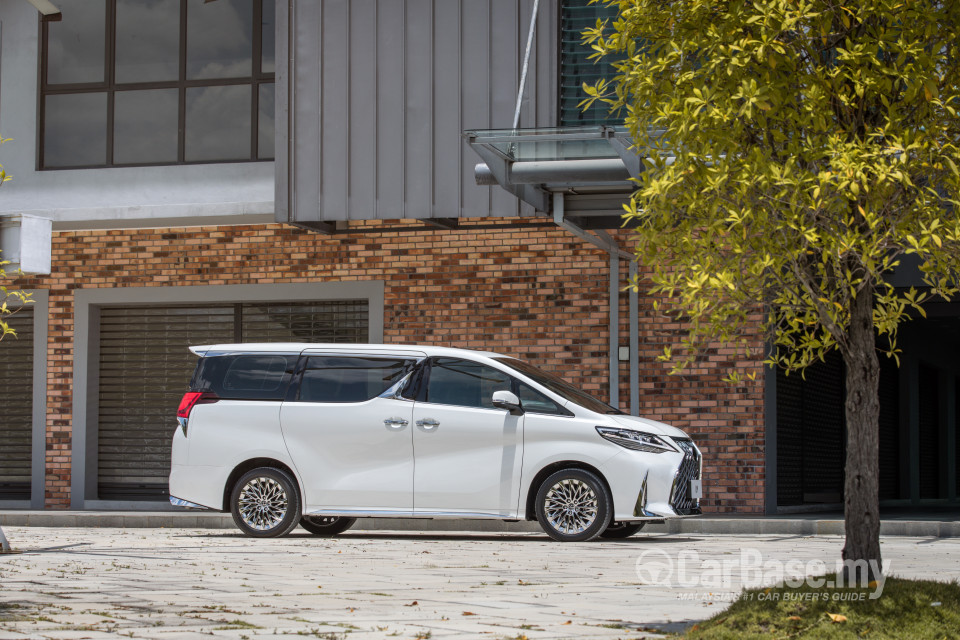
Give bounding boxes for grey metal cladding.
[277,0,558,223]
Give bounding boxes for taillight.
[177,391,218,419]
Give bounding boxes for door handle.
[383,417,409,428]
[416,418,440,430]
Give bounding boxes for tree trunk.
[841,280,883,582]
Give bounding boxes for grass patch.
[686,576,960,639]
[211,619,262,630]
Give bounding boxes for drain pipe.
[508,1,638,414]
[552,193,637,413]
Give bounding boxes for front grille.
[670,439,702,515]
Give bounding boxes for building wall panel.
[278,0,559,223]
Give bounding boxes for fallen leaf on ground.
[788,616,802,621]
[827,613,848,623]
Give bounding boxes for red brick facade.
[10,218,766,512]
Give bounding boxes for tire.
[230,467,302,538]
[300,515,357,536]
[535,468,612,542]
[599,521,645,539]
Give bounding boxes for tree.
[584,0,960,578]
[1,136,32,342]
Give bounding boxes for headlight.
[595,426,677,453]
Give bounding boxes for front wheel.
[535,468,612,542]
[300,516,357,536]
[600,522,645,539]
[230,467,302,538]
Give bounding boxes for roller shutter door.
[878,357,900,501]
[775,351,845,506]
[0,308,33,500]
[775,368,803,507]
[96,301,369,500]
[98,306,235,500]
[918,365,942,499]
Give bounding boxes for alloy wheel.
[238,476,289,531]
[543,477,599,535]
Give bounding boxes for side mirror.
[492,390,524,416]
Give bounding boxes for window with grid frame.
[559,0,622,127]
[39,0,275,169]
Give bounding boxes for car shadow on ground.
[183,531,705,544]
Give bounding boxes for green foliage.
[583,0,960,379]
[0,135,32,342]
[1,250,32,342]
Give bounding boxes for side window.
[425,358,511,409]
[192,354,297,401]
[298,357,415,403]
[516,381,567,415]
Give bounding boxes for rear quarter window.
[298,356,416,403]
[191,354,298,401]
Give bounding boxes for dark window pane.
[517,382,564,415]
[261,0,275,73]
[114,89,179,165]
[185,85,251,161]
[426,358,512,409]
[43,92,108,168]
[116,0,180,83]
[299,357,415,403]
[186,0,253,79]
[192,354,296,400]
[222,356,289,395]
[560,0,622,126]
[46,0,105,84]
[258,83,275,159]
[495,356,621,414]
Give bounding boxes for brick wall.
[9,218,766,512]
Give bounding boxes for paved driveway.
[1,526,958,639]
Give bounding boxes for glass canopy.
[463,126,644,224]
[463,126,631,162]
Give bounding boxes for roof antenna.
[512,0,541,130]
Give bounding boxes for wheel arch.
[523,460,614,521]
[222,458,302,513]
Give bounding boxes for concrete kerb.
[1,511,957,537]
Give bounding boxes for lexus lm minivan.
[170,344,702,541]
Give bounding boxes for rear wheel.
[599,522,645,539]
[300,515,357,536]
[535,468,612,542]
[230,467,301,538]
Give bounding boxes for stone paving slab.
[0,527,958,640]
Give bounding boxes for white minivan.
[170,344,702,541]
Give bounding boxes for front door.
[280,353,420,513]
[412,358,524,515]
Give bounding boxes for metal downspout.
[629,261,640,416]
[552,193,636,410]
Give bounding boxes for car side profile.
[170,344,702,541]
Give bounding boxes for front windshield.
[493,357,623,415]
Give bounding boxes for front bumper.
[605,437,702,520]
